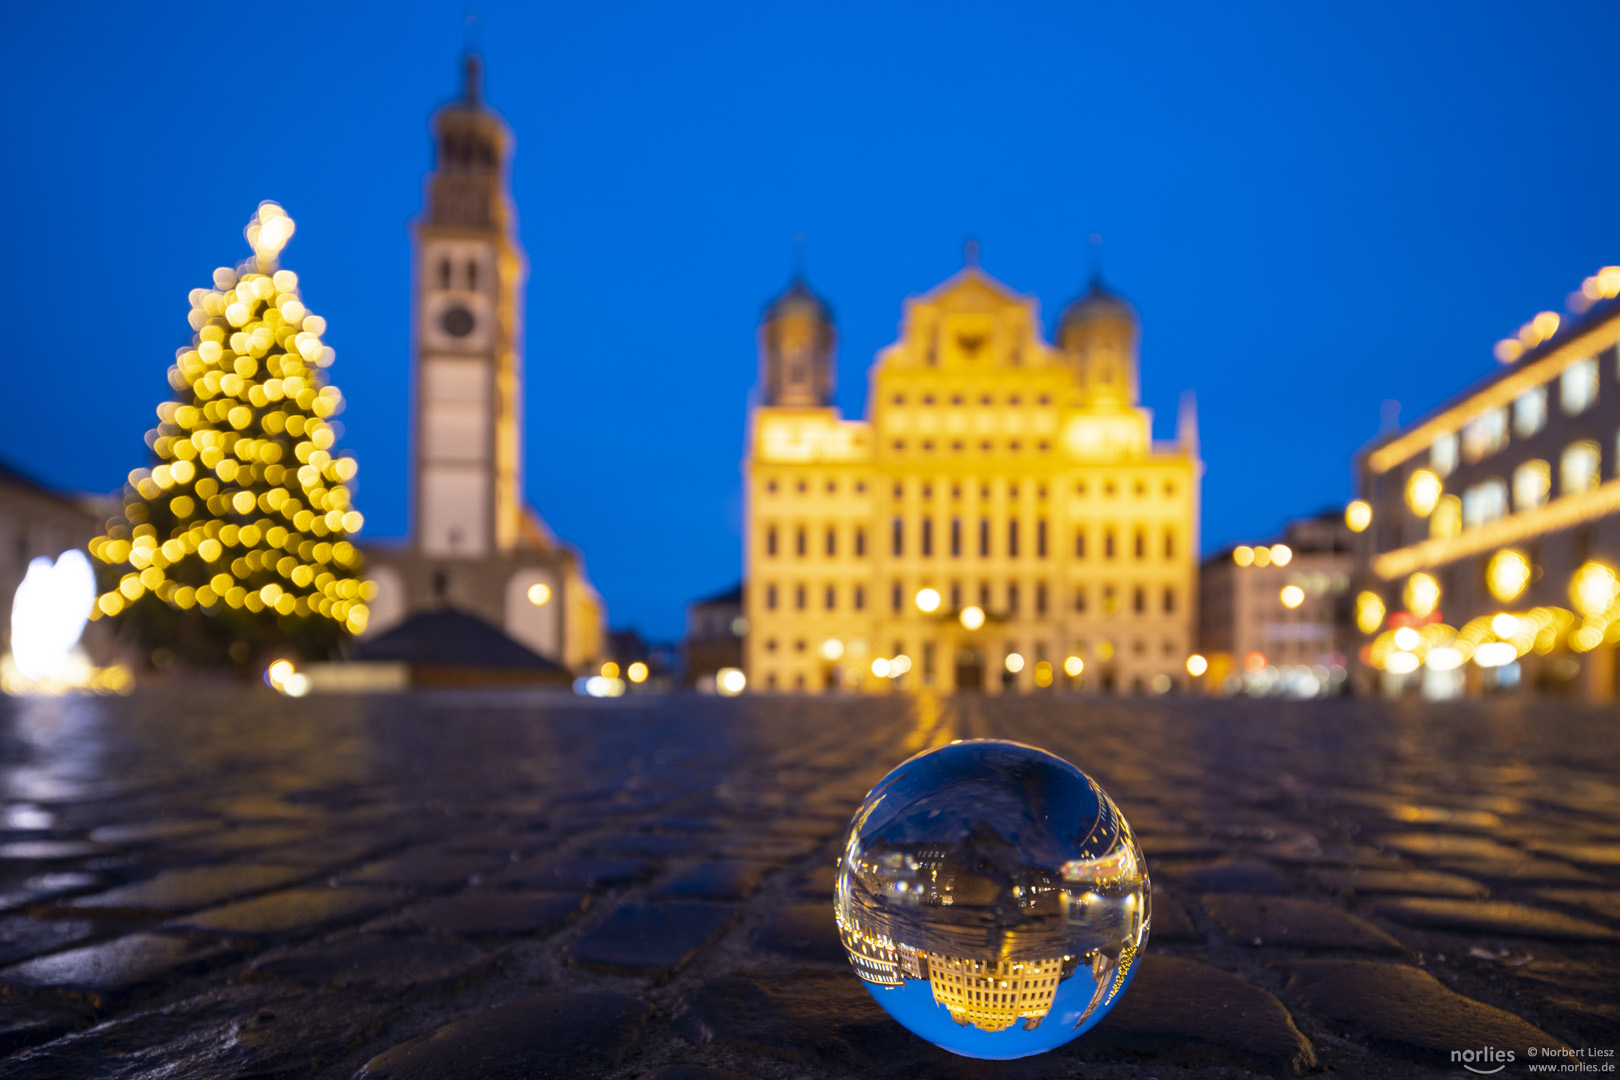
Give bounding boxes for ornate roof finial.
[1089,232,1104,285]
[964,236,980,268]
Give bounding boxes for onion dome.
[1058,277,1137,328]
[763,276,833,326]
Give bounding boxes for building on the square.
[682,583,744,688]
[363,55,603,672]
[0,460,118,669]
[1197,511,1355,696]
[741,252,1201,694]
[1351,264,1620,701]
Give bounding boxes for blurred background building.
[682,583,744,689]
[1351,265,1620,701]
[1198,511,1355,697]
[0,461,118,668]
[741,252,1202,694]
[362,56,603,674]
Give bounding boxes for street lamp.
[959,605,985,630]
[915,588,941,613]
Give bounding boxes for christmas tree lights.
[89,202,373,665]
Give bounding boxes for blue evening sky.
[3,2,1617,639]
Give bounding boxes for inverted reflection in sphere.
[834,739,1149,1059]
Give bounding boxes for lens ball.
[834,739,1149,1059]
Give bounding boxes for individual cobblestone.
[362,890,589,938]
[653,860,774,901]
[0,931,235,1009]
[568,902,738,977]
[493,854,653,892]
[753,901,844,961]
[1372,896,1620,940]
[0,690,1614,1079]
[1311,867,1490,897]
[165,885,402,940]
[356,992,650,1079]
[63,863,311,914]
[0,915,96,965]
[1284,958,1570,1062]
[1200,893,1405,951]
[1086,951,1318,1075]
[245,935,493,990]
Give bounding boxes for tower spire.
[791,232,807,279]
[1088,232,1104,285]
[462,51,482,105]
[964,236,980,268]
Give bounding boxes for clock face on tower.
[440,305,476,338]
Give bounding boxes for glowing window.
[1512,460,1550,512]
[1462,479,1507,529]
[1462,408,1507,463]
[1431,432,1458,476]
[1562,440,1601,495]
[1513,385,1547,438]
[1561,358,1599,415]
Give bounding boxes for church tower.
[361,54,603,675]
[759,277,836,407]
[413,53,526,557]
[1057,278,1140,409]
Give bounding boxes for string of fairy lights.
[88,203,374,637]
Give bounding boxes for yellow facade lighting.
[959,605,985,630]
[1485,549,1531,602]
[1405,572,1440,618]
[600,661,620,679]
[1232,545,1254,567]
[915,588,941,613]
[1063,655,1083,677]
[871,657,891,678]
[1345,500,1372,533]
[1004,652,1025,674]
[1406,470,1442,517]
[1252,545,1272,568]
[820,638,845,661]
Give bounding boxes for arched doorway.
[955,647,984,692]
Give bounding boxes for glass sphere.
[834,739,1149,1060]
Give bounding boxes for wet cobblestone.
[0,690,1616,1077]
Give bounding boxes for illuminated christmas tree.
[89,203,372,668]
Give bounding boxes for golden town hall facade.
[743,256,1201,694]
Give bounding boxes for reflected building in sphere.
[742,250,1201,694]
[364,55,603,671]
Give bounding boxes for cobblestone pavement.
[0,690,1617,1079]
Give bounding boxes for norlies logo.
[1453,1046,1516,1074]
